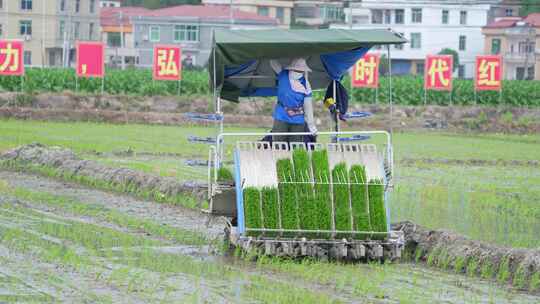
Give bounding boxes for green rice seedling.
[530,272,540,292]
[349,165,370,240]
[261,187,280,237]
[243,187,262,237]
[426,247,440,267]
[332,163,351,237]
[480,261,494,279]
[437,249,451,270]
[217,167,234,183]
[454,256,467,274]
[276,158,298,235]
[512,265,528,289]
[293,149,316,231]
[311,150,332,236]
[414,247,424,263]
[369,178,387,240]
[467,257,479,277]
[497,257,511,283]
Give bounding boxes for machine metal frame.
[206,132,403,260]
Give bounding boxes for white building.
[100,0,121,8]
[335,0,519,78]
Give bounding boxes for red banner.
[153,45,182,81]
[0,40,24,76]
[351,54,380,88]
[475,55,502,91]
[424,55,453,91]
[76,42,104,78]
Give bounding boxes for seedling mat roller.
[203,28,407,261]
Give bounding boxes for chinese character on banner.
[351,54,380,88]
[76,42,104,78]
[475,55,502,91]
[0,40,24,76]
[153,45,182,81]
[424,55,453,91]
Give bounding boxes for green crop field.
[1,68,540,106]
[0,119,539,249]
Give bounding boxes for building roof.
[101,7,151,27]
[523,13,540,27]
[484,13,540,29]
[483,17,521,28]
[149,5,276,22]
[100,4,277,28]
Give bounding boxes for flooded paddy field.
[1,120,539,303]
[0,171,538,303]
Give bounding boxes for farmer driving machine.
[199,28,406,261]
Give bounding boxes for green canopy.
[209,28,407,102]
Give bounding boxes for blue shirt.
[273,70,312,125]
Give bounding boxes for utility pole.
[119,11,125,70]
[63,0,73,67]
[42,0,46,67]
[229,0,234,28]
[523,22,535,80]
[349,1,353,29]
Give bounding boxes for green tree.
[520,0,540,15]
[438,48,460,72]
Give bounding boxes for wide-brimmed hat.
[286,58,312,72]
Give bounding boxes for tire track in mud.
[0,245,146,303]
[0,170,223,242]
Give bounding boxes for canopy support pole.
[387,45,393,135]
[212,38,223,170]
[333,80,339,142]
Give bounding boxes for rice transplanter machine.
[199,28,407,261]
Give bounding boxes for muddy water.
[0,170,539,303]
